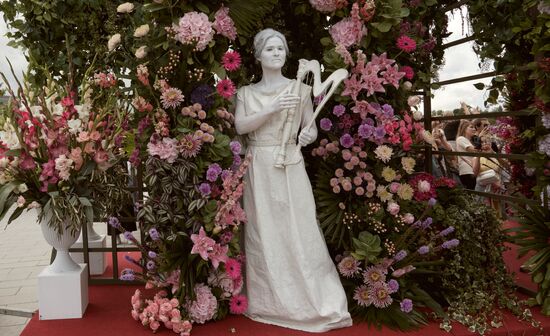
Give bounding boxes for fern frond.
[228,0,278,37]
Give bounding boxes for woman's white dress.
[236,81,352,332]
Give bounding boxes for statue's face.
[258,36,286,70]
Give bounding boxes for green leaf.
[370,21,393,33]
[473,82,485,90]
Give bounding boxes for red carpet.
[21,220,549,336]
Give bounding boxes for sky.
[0,7,493,112]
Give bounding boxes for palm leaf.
[228,0,278,37]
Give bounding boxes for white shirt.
[456,136,474,175]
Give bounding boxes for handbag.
[476,169,498,186]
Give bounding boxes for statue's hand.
[298,127,317,147]
[267,93,300,114]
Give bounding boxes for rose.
[412,110,423,121]
[134,24,150,38]
[117,2,134,13]
[135,46,148,59]
[108,34,122,51]
[387,202,400,215]
[407,95,421,107]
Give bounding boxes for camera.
[471,135,482,150]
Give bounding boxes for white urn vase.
[40,215,82,273]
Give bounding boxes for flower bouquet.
[0,64,130,235]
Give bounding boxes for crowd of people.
[428,117,511,214]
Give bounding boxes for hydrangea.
[147,137,179,163]
[309,0,348,13]
[172,12,214,51]
[187,284,218,324]
[538,134,550,156]
[212,6,237,40]
[329,17,366,48]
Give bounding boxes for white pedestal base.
[71,235,107,275]
[38,264,89,320]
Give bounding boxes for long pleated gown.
[236,81,352,332]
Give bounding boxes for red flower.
[216,79,236,99]
[400,65,415,80]
[396,35,416,53]
[222,51,241,72]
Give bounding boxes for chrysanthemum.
[216,79,236,99]
[179,134,202,158]
[396,35,416,53]
[161,87,184,109]
[353,285,372,307]
[229,294,248,314]
[222,51,241,71]
[363,266,386,285]
[337,256,361,278]
[374,145,393,163]
[369,282,393,308]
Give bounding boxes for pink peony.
[172,12,214,51]
[216,79,236,99]
[213,6,237,40]
[229,294,248,314]
[222,51,241,71]
[187,284,217,324]
[147,137,180,164]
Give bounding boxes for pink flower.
[190,227,216,261]
[222,51,241,71]
[381,64,406,89]
[213,6,237,40]
[396,35,416,53]
[172,12,214,51]
[209,243,228,269]
[160,87,184,109]
[94,150,111,171]
[216,79,236,99]
[19,152,36,170]
[370,52,395,69]
[187,284,217,324]
[136,64,149,86]
[342,74,363,101]
[309,0,348,13]
[400,65,414,80]
[179,134,202,158]
[363,266,386,285]
[329,17,366,48]
[353,285,372,307]
[337,256,361,277]
[387,202,400,215]
[147,137,180,163]
[225,258,241,280]
[229,294,248,314]
[369,282,393,308]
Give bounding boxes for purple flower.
[438,226,455,237]
[333,104,346,117]
[374,126,386,139]
[123,231,135,242]
[190,84,214,111]
[394,250,407,261]
[358,124,373,139]
[124,255,140,266]
[365,118,375,126]
[233,154,241,167]
[199,182,211,196]
[387,279,399,293]
[419,217,432,229]
[400,298,413,313]
[441,239,460,249]
[119,268,135,281]
[221,169,231,181]
[148,228,160,241]
[427,198,437,207]
[108,216,122,231]
[382,104,394,116]
[320,118,333,131]
[417,246,430,255]
[148,251,157,259]
[220,231,233,245]
[542,113,550,129]
[129,148,141,167]
[340,134,354,148]
[146,260,156,270]
[206,163,222,182]
[230,141,242,155]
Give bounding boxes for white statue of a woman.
[235,28,352,332]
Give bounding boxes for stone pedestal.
[38,264,88,320]
[71,235,107,275]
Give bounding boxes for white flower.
[0,125,21,150]
[117,2,134,13]
[16,196,25,208]
[108,34,122,51]
[381,166,396,182]
[418,180,431,193]
[54,155,74,181]
[403,213,415,224]
[9,157,19,168]
[387,202,400,216]
[67,119,83,134]
[28,106,45,121]
[52,103,64,116]
[135,46,148,59]
[74,104,91,121]
[422,130,435,145]
[0,157,9,168]
[412,110,423,121]
[401,157,416,174]
[376,185,393,203]
[408,95,421,107]
[402,81,412,91]
[374,145,393,163]
[17,183,28,193]
[0,172,13,184]
[133,24,150,38]
[27,201,41,209]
